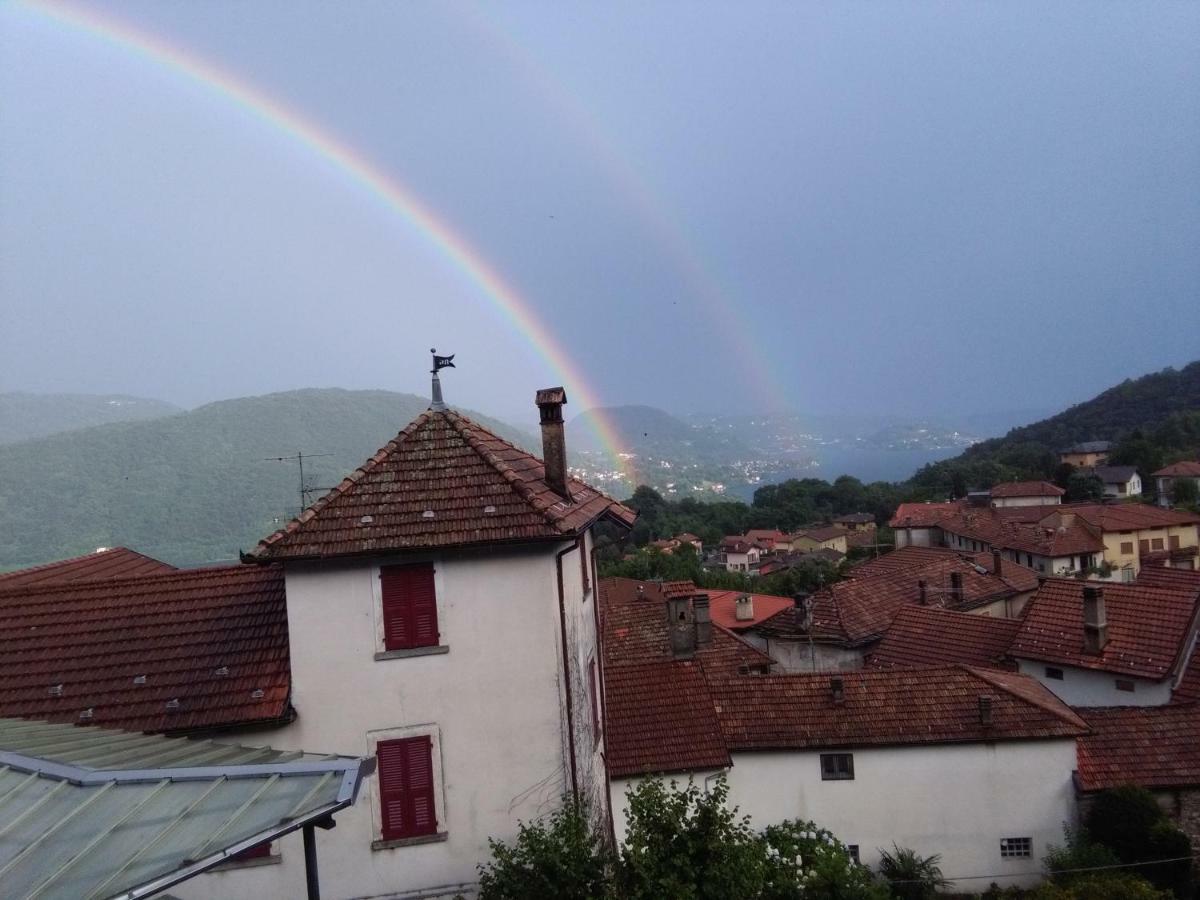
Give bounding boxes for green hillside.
[0,389,533,570]
[910,361,1200,495]
[0,392,181,445]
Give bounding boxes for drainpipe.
[556,543,580,801]
[590,542,618,848]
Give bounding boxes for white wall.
[743,633,864,672]
[178,539,596,900]
[992,496,1060,508]
[895,527,935,548]
[612,740,1078,890]
[1014,658,1172,707]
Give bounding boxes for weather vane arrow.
[429,348,454,411]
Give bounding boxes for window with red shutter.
[380,564,439,651]
[231,841,272,862]
[377,736,438,841]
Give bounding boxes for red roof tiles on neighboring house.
[704,590,795,631]
[1077,704,1200,792]
[1153,461,1200,478]
[1066,503,1200,533]
[249,409,634,561]
[889,502,962,529]
[1010,579,1199,680]
[0,548,176,588]
[0,565,289,733]
[850,546,965,578]
[796,526,850,543]
[990,481,1065,498]
[868,605,1022,671]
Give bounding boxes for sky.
[1,1,1197,427]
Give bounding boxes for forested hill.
[0,389,533,571]
[0,392,181,445]
[910,362,1200,495]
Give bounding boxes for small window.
[380,564,439,651]
[1045,667,1064,681]
[378,736,438,841]
[1118,483,1127,495]
[1000,837,1032,858]
[1116,679,1136,693]
[1152,538,1165,551]
[1170,536,1181,551]
[820,753,854,781]
[847,844,860,864]
[1120,542,1134,555]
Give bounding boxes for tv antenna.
[264,451,337,512]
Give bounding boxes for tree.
[875,844,949,900]
[476,800,611,900]
[1172,477,1199,509]
[1066,471,1104,503]
[1084,786,1193,897]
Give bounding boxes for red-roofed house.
[889,502,961,548]
[1154,460,1200,508]
[719,536,763,572]
[601,578,1085,890]
[0,546,175,587]
[989,481,1065,508]
[868,605,1022,671]
[1009,579,1200,706]
[790,525,850,554]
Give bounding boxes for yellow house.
[1059,441,1113,469]
[790,526,850,555]
[1068,504,1200,579]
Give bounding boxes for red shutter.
[378,736,437,840]
[232,841,271,861]
[381,564,438,650]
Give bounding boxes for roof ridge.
[0,564,280,600]
[252,410,437,553]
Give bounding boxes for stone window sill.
[372,831,448,851]
[374,645,449,662]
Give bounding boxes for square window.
[377,736,438,841]
[820,753,854,781]
[1045,667,1064,681]
[847,844,860,865]
[1152,538,1165,551]
[1000,837,1032,858]
[380,564,439,651]
[1116,679,1136,693]
[1120,542,1134,555]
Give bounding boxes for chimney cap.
[536,387,567,407]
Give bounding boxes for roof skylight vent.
[251,688,265,699]
[133,675,147,685]
[165,698,181,712]
[422,509,435,519]
[214,666,230,676]
[79,708,93,720]
[48,683,64,696]
[359,515,374,525]
[484,505,497,514]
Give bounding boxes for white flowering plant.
[760,820,888,900]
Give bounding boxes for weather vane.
[429,348,455,411]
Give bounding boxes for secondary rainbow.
[17,0,636,481]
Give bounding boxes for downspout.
[556,543,580,801]
[590,543,618,847]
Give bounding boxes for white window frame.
[1000,836,1032,859]
[367,723,448,848]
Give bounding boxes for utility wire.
[884,853,1196,884]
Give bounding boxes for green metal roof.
[0,717,374,900]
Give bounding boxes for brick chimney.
[694,594,712,646]
[918,579,928,605]
[979,695,993,726]
[667,596,695,659]
[535,387,570,500]
[1083,585,1108,654]
[949,571,964,606]
[735,594,754,621]
[830,676,845,705]
[992,549,1003,577]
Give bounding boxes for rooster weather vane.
[429,348,455,411]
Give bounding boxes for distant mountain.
[0,389,534,571]
[910,361,1200,493]
[570,405,750,457]
[0,392,182,445]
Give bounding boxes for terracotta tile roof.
[1090,466,1139,485]
[675,533,701,543]
[0,566,289,733]
[708,665,1086,753]
[745,529,790,545]
[1153,461,1200,478]
[704,590,795,631]
[942,509,1105,557]
[1009,579,1199,680]
[868,605,1022,670]
[1077,704,1200,792]
[249,409,635,561]
[1066,503,1200,533]
[889,502,962,529]
[834,513,876,525]
[796,526,850,543]
[1063,441,1113,454]
[1137,567,1200,593]
[850,546,965,577]
[720,537,760,554]
[990,481,1065,498]
[0,548,176,588]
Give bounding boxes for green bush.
[1084,786,1193,896]
[1025,872,1171,899]
[875,844,949,900]
[1043,825,1119,884]
[476,800,611,900]
[760,820,887,900]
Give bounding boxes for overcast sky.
[2,1,1197,425]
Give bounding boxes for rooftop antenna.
[263,451,336,512]
[430,348,455,411]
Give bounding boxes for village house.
[1088,465,1142,499]
[1067,503,1200,577]
[743,529,791,553]
[1059,441,1113,468]
[940,508,1105,577]
[789,525,850,554]
[833,512,877,533]
[890,502,961,548]
[601,578,1086,891]
[988,480,1065,508]
[719,536,763,572]
[0,385,635,900]
[1008,580,1200,707]
[1154,460,1200,508]
[675,532,703,554]
[868,604,1022,671]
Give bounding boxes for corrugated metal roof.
[0,717,374,900]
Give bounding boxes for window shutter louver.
[380,563,438,650]
[378,736,437,840]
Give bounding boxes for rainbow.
[13,0,639,482]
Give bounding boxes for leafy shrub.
[476,800,611,900]
[1043,824,1118,884]
[1024,872,1171,899]
[875,844,949,900]
[760,820,887,900]
[1084,786,1193,896]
